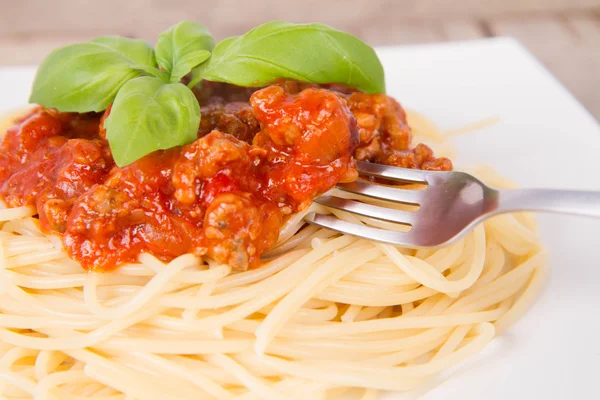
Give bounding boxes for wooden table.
[1,0,598,119]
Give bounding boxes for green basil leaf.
[29,37,156,113]
[156,21,215,83]
[189,36,236,88]
[194,21,385,93]
[105,76,200,167]
[132,64,170,82]
[91,36,156,66]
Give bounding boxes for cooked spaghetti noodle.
[0,109,546,400]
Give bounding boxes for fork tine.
[315,195,416,225]
[355,160,429,184]
[304,213,419,247]
[336,181,424,205]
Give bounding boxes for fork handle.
[496,188,600,218]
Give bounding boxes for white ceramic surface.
[1,37,599,399]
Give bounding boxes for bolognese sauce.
[0,81,451,271]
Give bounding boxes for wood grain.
[442,21,488,40]
[1,0,599,36]
[491,15,600,116]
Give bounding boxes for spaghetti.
[0,110,546,400]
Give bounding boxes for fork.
[304,161,600,247]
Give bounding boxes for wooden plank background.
[0,0,599,118]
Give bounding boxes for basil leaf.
[194,21,385,93]
[91,36,156,66]
[29,37,156,113]
[105,76,200,167]
[156,21,215,83]
[189,36,236,88]
[132,64,170,82]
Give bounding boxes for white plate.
[1,37,600,400]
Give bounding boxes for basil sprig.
[156,21,215,83]
[29,21,385,167]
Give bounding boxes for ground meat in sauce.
[0,81,451,271]
[199,102,261,143]
[195,81,452,170]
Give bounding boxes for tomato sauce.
[0,82,451,271]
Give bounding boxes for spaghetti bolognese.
[0,20,545,400]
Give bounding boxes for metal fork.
[304,161,600,247]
